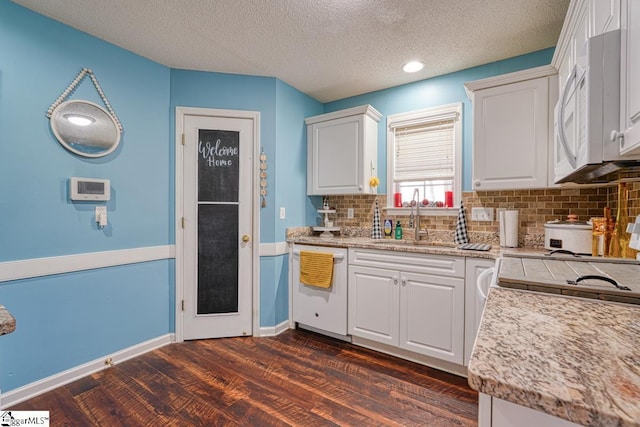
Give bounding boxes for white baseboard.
[296,323,352,342]
[256,319,290,337]
[0,333,174,409]
[351,335,468,378]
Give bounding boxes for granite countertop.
[468,287,640,427]
[0,304,16,335]
[290,235,548,260]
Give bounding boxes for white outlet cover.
[471,207,493,222]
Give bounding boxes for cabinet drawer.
[348,248,464,278]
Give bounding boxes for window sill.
[382,206,459,217]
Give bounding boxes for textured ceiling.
[11,0,569,102]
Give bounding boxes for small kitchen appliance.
[544,215,592,255]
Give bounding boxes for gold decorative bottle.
[609,182,637,258]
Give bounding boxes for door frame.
[174,106,261,343]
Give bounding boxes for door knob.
[242,234,250,243]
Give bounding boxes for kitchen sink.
[369,239,458,248]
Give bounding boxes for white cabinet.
[479,393,582,427]
[590,0,620,36]
[618,0,640,155]
[292,245,348,336]
[305,105,381,195]
[464,258,495,366]
[348,265,399,346]
[399,270,464,362]
[465,66,558,190]
[348,248,465,364]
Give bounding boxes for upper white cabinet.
[618,0,640,155]
[305,105,381,195]
[465,66,558,190]
[590,0,620,36]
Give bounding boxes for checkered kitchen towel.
[371,199,383,239]
[454,200,469,244]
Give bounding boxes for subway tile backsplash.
[320,182,640,248]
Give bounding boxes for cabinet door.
[348,265,399,346]
[398,271,465,364]
[308,115,364,195]
[590,0,620,36]
[472,77,549,190]
[464,259,495,366]
[619,0,640,155]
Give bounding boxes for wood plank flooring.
[14,328,478,426]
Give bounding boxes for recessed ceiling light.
[402,61,424,73]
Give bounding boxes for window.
[386,103,462,213]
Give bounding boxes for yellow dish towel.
[299,251,334,288]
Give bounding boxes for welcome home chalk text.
[199,139,238,167]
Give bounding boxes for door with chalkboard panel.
[182,114,254,340]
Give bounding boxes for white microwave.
[554,29,640,184]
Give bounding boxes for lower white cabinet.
[348,248,465,364]
[348,265,399,346]
[480,393,582,427]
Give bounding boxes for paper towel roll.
[499,210,519,248]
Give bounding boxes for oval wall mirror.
[50,100,121,157]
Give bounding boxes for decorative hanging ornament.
[260,148,267,207]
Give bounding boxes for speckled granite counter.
[468,287,640,427]
[290,235,548,260]
[0,305,16,335]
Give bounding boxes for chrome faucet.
[409,188,426,241]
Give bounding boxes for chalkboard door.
[181,113,254,340]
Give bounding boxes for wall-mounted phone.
[69,177,110,201]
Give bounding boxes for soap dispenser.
[395,221,402,240]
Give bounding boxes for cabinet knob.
[393,278,398,285]
[315,312,319,317]
[359,185,363,191]
[474,180,481,187]
[401,279,407,286]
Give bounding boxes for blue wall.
[324,49,555,192]
[0,3,171,261]
[0,2,172,393]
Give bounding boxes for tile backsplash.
[318,182,640,248]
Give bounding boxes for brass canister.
[591,217,607,257]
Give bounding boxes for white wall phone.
[69,177,110,201]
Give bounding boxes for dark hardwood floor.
[14,329,478,426]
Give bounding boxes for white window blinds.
[392,114,457,182]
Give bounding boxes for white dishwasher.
[292,244,348,337]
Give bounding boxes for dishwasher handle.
[292,250,344,261]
